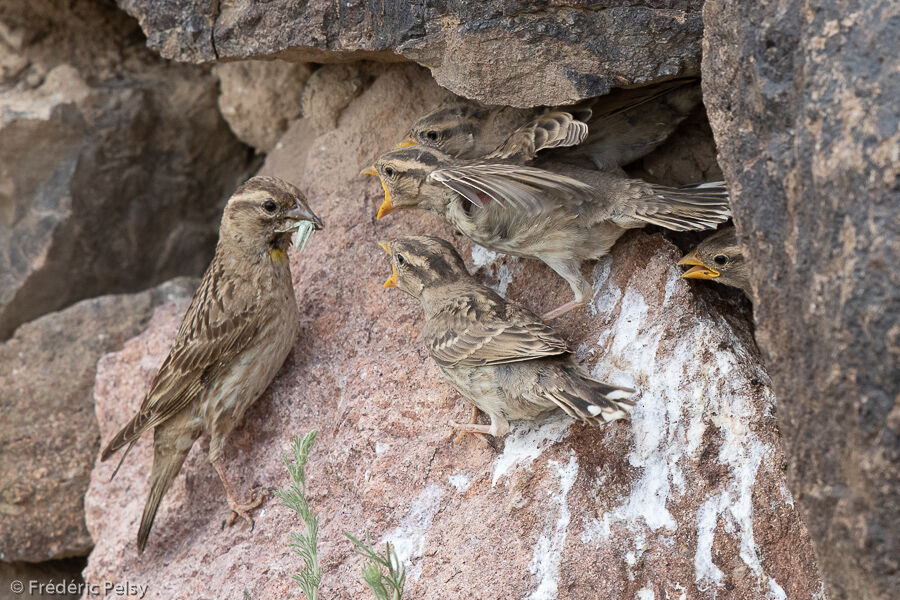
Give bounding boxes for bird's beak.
[378,241,398,288]
[678,250,720,280]
[375,178,396,220]
[279,199,323,251]
[284,201,324,231]
[393,135,416,149]
[360,165,397,220]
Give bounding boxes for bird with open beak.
[378,235,635,441]
[678,226,751,297]
[361,140,730,320]
[100,175,322,552]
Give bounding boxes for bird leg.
[452,405,483,444]
[542,299,587,321]
[540,258,592,321]
[212,460,267,529]
[449,411,509,443]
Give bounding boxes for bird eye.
[426,130,439,141]
[396,253,407,266]
[714,254,728,266]
[384,166,395,178]
[262,199,277,213]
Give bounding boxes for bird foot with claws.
[213,460,268,530]
[223,487,268,529]
[449,410,507,450]
[453,405,483,444]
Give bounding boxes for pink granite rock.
[82,64,822,599]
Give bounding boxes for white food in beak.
[292,220,316,252]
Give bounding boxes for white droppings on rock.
[768,578,788,600]
[779,480,795,508]
[492,415,571,486]
[583,260,789,593]
[495,263,516,296]
[694,494,726,586]
[447,474,470,493]
[384,484,443,581]
[468,244,521,296]
[636,587,655,600]
[668,583,688,600]
[528,454,579,600]
[470,244,502,269]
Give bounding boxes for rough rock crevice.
[703,1,898,598]
[0,0,255,339]
[115,0,705,106]
[81,63,823,599]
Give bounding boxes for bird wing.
[424,289,568,368]
[584,78,697,123]
[428,162,595,213]
[487,110,590,161]
[604,179,731,231]
[100,262,260,460]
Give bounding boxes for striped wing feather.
[428,162,595,213]
[488,111,591,161]
[100,261,259,460]
[424,290,568,368]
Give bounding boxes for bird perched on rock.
[379,235,635,439]
[678,226,750,297]
[100,176,323,552]
[407,78,701,169]
[362,144,729,319]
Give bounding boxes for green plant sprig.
[345,533,406,600]
[274,430,323,600]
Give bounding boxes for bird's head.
[678,226,750,295]
[407,101,483,157]
[220,176,323,260]
[377,235,469,299]
[360,145,455,219]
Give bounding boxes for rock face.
[213,60,313,152]
[702,2,899,599]
[82,64,823,599]
[115,0,704,107]
[0,0,253,339]
[0,278,195,563]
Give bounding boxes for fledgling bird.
[678,226,751,297]
[407,79,701,169]
[100,176,323,552]
[363,145,730,320]
[379,235,635,439]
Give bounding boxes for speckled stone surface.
[82,64,822,600]
[703,2,899,598]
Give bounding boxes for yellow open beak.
[378,241,398,288]
[375,178,395,220]
[678,250,720,280]
[361,166,397,220]
[393,135,416,149]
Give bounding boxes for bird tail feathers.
[137,443,189,553]
[641,181,731,231]
[545,367,636,425]
[101,412,152,463]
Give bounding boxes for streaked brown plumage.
[380,235,635,438]
[408,78,701,169]
[365,144,729,319]
[678,226,751,296]
[100,176,323,552]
